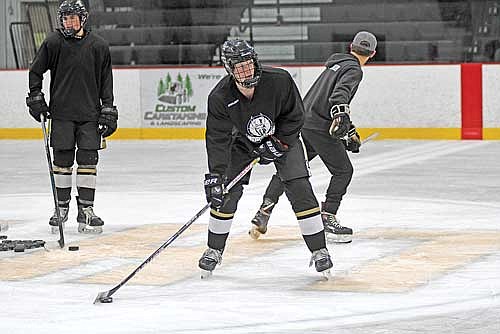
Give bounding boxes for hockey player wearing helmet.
[26,0,117,234]
[249,31,377,244]
[199,39,333,278]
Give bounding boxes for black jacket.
[303,53,363,132]
[205,66,304,175]
[28,30,114,122]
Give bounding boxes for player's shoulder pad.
[87,31,110,48]
[44,31,63,46]
[208,75,232,97]
[262,66,290,78]
[262,66,295,85]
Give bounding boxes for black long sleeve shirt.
[303,53,363,132]
[205,67,304,175]
[29,30,114,122]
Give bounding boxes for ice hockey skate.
[199,247,223,279]
[248,198,274,239]
[310,248,333,279]
[321,212,353,243]
[49,206,69,234]
[77,202,104,234]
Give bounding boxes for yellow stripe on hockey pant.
[209,209,234,219]
[295,207,320,218]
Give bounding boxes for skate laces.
[322,213,344,229]
[52,206,68,218]
[202,248,222,264]
[82,206,98,219]
[309,248,330,267]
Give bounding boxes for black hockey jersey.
[28,30,114,122]
[205,67,304,175]
[303,53,363,132]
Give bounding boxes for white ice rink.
[1,139,500,334]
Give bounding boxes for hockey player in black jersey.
[250,31,377,244]
[199,39,333,277]
[26,0,117,234]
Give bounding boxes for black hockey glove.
[329,104,351,138]
[252,136,289,165]
[204,173,225,209]
[98,106,118,137]
[26,91,49,123]
[342,123,361,153]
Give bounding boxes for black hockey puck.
[68,245,79,251]
[100,296,113,303]
[33,240,46,248]
[14,244,25,252]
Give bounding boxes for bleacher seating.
[14,0,490,67]
[236,0,473,63]
[92,0,248,65]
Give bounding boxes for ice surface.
[1,140,499,333]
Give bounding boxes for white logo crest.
[246,114,275,143]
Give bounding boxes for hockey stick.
[361,132,379,144]
[41,115,65,249]
[93,157,260,304]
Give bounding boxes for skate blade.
[326,233,352,244]
[78,223,103,234]
[248,227,262,240]
[200,269,213,279]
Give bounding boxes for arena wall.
[1,64,498,140]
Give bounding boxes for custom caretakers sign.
[140,68,226,128]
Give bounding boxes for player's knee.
[220,186,243,212]
[284,177,313,195]
[53,149,75,168]
[283,177,319,211]
[343,161,354,180]
[76,149,99,166]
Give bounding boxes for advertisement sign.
[140,68,226,128]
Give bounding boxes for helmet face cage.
[221,40,262,88]
[57,0,88,38]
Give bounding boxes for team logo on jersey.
[329,64,341,72]
[246,114,275,143]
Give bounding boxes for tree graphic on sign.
[185,74,193,98]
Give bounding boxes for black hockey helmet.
[57,0,88,38]
[221,39,262,88]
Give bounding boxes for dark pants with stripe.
[262,128,353,214]
[207,137,325,252]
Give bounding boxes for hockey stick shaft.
[41,115,65,248]
[361,132,379,144]
[94,158,260,303]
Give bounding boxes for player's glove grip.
[342,123,361,153]
[26,91,49,123]
[204,173,225,209]
[252,136,289,165]
[98,106,118,137]
[329,104,351,138]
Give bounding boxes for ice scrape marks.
[311,228,500,293]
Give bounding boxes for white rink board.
[1,64,495,130]
[482,65,500,127]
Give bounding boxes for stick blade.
[93,291,111,304]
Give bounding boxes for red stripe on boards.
[460,63,483,139]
